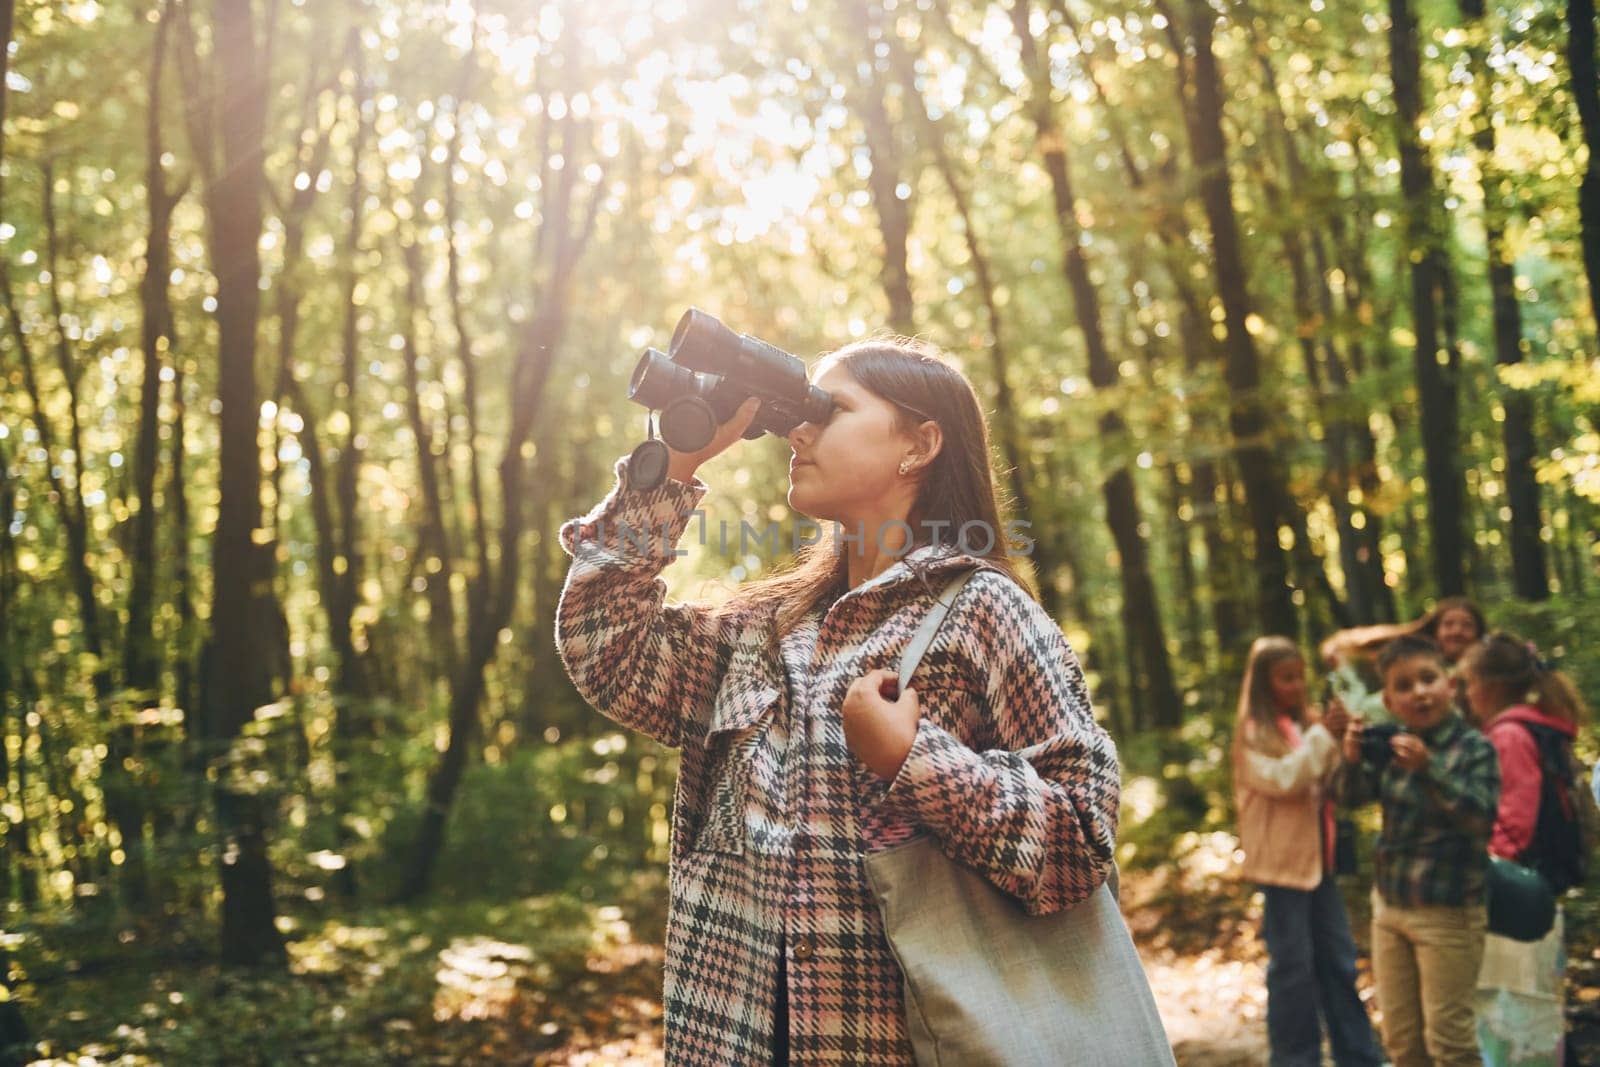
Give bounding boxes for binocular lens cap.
[660,396,718,453]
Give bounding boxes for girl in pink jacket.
[1461,633,1589,1066]
[557,338,1121,1066]
[1233,636,1383,1066]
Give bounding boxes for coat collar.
[840,541,999,601]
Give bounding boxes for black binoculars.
[628,309,833,453]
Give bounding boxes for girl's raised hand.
[1323,696,1351,740]
[1342,718,1365,764]
[666,397,762,484]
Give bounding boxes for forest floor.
[13,855,1600,1064]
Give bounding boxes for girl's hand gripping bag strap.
[864,569,1175,1067]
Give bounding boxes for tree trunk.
[1248,44,1390,625]
[397,58,606,896]
[399,300,585,900]
[1458,0,1548,599]
[443,54,491,598]
[399,233,461,680]
[0,432,37,912]
[1390,0,1466,596]
[887,22,1068,621]
[1326,170,1407,620]
[1,422,41,1066]
[1060,3,1248,659]
[1012,0,1183,727]
[147,350,201,917]
[1256,183,1353,636]
[3,106,148,915]
[1571,0,1600,331]
[1181,0,1298,637]
[0,0,40,938]
[1309,228,1393,622]
[839,0,915,333]
[1563,491,1591,593]
[1040,445,1124,731]
[284,65,371,899]
[40,174,153,898]
[122,2,185,910]
[197,0,285,966]
[1164,464,1207,664]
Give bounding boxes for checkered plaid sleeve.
[1422,730,1500,835]
[881,571,1120,916]
[554,457,732,748]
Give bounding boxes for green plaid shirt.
[1336,712,1500,908]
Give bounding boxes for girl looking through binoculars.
[556,334,1123,1066]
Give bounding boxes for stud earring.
[899,460,912,475]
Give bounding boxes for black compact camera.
[628,309,834,453]
[1358,722,1405,769]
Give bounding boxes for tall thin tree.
[1458,0,1548,599]
[1390,0,1467,596]
[1174,0,1299,637]
[176,0,285,965]
[1012,0,1183,728]
[1572,0,1600,332]
[0,0,35,1049]
[398,16,608,898]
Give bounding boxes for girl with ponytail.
[1460,632,1591,1066]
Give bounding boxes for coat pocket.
[691,682,781,856]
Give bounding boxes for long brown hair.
[1460,631,1589,726]
[1319,596,1487,667]
[716,336,1035,635]
[1234,636,1305,761]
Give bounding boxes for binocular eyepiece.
[628,308,833,454]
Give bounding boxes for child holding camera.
[1339,634,1501,1067]
[1233,636,1384,1066]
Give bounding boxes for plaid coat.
[556,461,1121,1066]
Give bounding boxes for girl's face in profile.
[1434,608,1481,663]
[786,361,920,525]
[1462,670,1508,726]
[1267,657,1307,713]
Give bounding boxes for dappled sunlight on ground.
[548,1028,665,1066]
[17,861,1595,1064]
[1145,945,1269,1066]
[433,937,534,1021]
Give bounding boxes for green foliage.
[368,734,676,905]
[1493,594,1600,762]
[11,889,635,1065]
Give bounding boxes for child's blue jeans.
[1260,875,1385,1066]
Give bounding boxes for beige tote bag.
[864,569,1175,1067]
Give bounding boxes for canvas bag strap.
[897,568,982,694]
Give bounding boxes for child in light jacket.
[1234,636,1385,1066]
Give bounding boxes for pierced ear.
[914,420,944,469]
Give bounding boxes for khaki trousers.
[1370,889,1487,1066]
